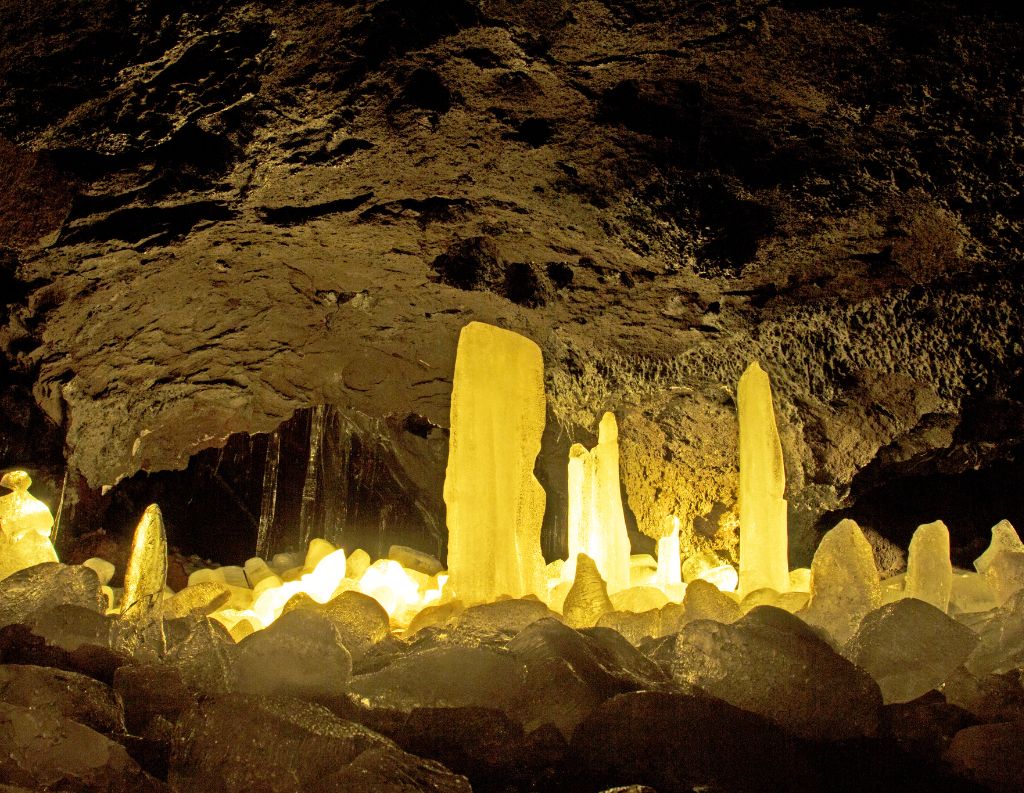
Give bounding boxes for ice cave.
[1,2,1023,793]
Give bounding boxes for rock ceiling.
[1,0,1021,557]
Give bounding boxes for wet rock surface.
[0,1,1021,562]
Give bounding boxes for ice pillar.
[562,413,631,594]
[737,361,789,595]
[444,322,547,604]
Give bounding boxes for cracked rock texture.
[1,0,1022,561]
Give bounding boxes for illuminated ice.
[444,322,546,604]
[0,471,58,581]
[801,519,881,645]
[562,553,614,629]
[964,589,1024,676]
[737,362,789,595]
[974,519,1024,574]
[905,521,952,612]
[564,413,631,594]
[844,598,978,703]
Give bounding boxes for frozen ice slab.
[163,582,231,619]
[0,471,58,582]
[388,544,443,576]
[983,550,1024,606]
[0,563,104,628]
[233,609,351,700]
[949,570,997,614]
[801,519,881,646]
[844,598,978,703]
[563,553,614,629]
[964,589,1024,676]
[672,606,882,740]
[905,520,952,612]
[445,322,546,604]
[974,519,1024,575]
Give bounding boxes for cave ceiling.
[1,0,1022,555]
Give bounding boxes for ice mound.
[562,553,614,629]
[282,589,390,664]
[672,606,882,740]
[944,722,1024,793]
[964,589,1024,676]
[843,598,978,703]
[680,578,741,625]
[450,598,559,644]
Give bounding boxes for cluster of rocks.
[1,560,1022,793]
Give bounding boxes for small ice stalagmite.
[737,362,789,595]
[563,413,631,594]
[0,471,59,581]
[974,520,1024,606]
[115,504,168,656]
[444,322,547,604]
[975,520,1024,575]
[656,517,683,591]
[905,520,953,612]
[801,519,881,646]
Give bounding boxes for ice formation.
[905,520,953,612]
[736,362,789,596]
[563,412,631,593]
[0,471,58,581]
[444,321,547,604]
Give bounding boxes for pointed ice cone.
[737,361,789,595]
[121,504,168,620]
[444,322,547,604]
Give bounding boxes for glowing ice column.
[562,413,631,594]
[656,516,683,591]
[737,361,789,595]
[444,322,547,604]
[0,471,58,581]
[115,504,168,655]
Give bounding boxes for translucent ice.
[682,579,741,626]
[983,550,1024,606]
[844,598,978,703]
[905,521,953,612]
[0,471,58,581]
[114,504,168,657]
[444,322,546,604]
[737,362,789,595]
[974,519,1024,575]
[564,414,631,594]
[964,589,1024,676]
[562,553,614,629]
[801,519,881,646]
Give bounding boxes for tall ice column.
[737,361,789,595]
[444,322,547,604]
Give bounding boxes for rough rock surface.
[0,1,1022,562]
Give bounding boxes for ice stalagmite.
[444,322,546,604]
[121,504,168,621]
[905,520,953,612]
[656,517,683,591]
[737,362,789,595]
[563,413,631,594]
[0,471,58,581]
[115,504,168,656]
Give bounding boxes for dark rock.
[883,693,979,760]
[672,606,882,741]
[944,722,1024,793]
[0,563,103,627]
[0,622,131,685]
[113,662,192,736]
[570,691,818,793]
[0,663,123,736]
[169,693,468,793]
[0,701,165,792]
[233,609,352,699]
[283,589,391,666]
[349,645,526,713]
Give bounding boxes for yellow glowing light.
[0,471,58,581]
